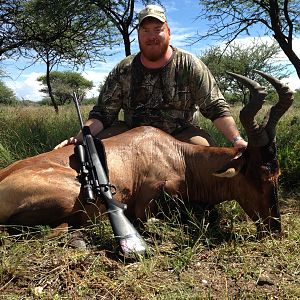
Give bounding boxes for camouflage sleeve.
[88,65,123,128]
[190,57,231,121]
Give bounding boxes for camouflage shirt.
[89,46,231,134]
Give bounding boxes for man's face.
[138,17,170,62]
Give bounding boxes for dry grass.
[1,196,299,299]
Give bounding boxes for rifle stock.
[72,94,147,256]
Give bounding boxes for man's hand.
[213,117,248,149]
[233,138,247,149]
[54,119,103,150]
[54,137,78,149]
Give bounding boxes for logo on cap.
[138,5,167,25]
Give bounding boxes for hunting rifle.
[72,93,147,256]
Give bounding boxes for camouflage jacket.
[89,46,231,134]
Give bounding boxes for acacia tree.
[0,0,28,58]
[19,0,116,112]
[0,0,117,111]
[200,40,290,104]
[38,71,93,105]
[197,0,300,79]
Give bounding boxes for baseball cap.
[138,5,167,25]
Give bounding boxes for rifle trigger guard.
[110,184,117,195]
[99,183,117,195]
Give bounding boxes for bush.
[0,80,18,105]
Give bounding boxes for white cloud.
[233,36,300,91]
[170,24,196,49]
[81,58,124,98]
[4,72,44,101]
[2,58,121,101]
[232,36,300,61]
[81,70,108,98]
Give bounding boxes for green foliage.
[1,0,117,70]
[200,40,290,105]
[0,142,14,167]
[26,0,114,59]
[197,0,300,78]
[294,89,300,106]
[1,0,118,111]
[82,96,98,105]
[0,81,18,105]
[277,113,300,191]
[37,71,93,105]
[0,0,27,57]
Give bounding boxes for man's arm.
[54,118,104,149]
[213,116,247,148]
[55,57,129,150]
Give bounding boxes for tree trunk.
[46,60,59,113]
[123,29,131,56]
[274,35,300,79]
[269,0,300,79]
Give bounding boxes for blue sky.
[2,0,300,101]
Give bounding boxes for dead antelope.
[0,71,293,240]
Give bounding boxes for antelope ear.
[213,152,245,178]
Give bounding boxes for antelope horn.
[253,70,294,141]
[226,71,269,146]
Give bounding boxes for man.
[55,5,247,149]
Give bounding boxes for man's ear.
[167,24,170,35]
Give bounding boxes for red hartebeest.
[0,71,293,237]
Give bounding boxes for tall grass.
[1,103,300,191]
[0,196,299,299]
[0,105,91,166]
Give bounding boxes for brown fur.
[0,126,281,234]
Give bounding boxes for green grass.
[0,103,300,298]
[0,105,91,164]
[0,198,299,299]
[1,104,300,192]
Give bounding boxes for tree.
[37,71,93,105]
[0,81,18,105]
[0,0,28,58]
[200,40,290,104]
[0,0,118,112]
[196,0,300,79]
[93,0,162,56]
[17,0,116,112]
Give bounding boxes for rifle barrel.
[71,94,148,256]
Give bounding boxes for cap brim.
[139,15,166,24]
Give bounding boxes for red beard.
[139,38,169,62]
